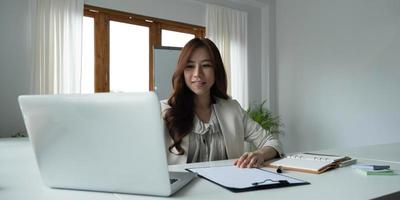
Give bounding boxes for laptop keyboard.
[170,178,178,184]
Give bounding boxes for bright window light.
[109,21,149,93]
[81,16,94,94]
[161,29,195,47]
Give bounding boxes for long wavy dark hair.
[164,38,229,155]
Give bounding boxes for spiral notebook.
[266,153,352,174]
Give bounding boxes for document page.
[188,165,306,189]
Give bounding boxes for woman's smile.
[184,47,215,97]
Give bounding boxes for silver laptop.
[18,92,195,196]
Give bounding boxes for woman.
[161,38,282,168]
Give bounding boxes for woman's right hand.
[234,151,265,168]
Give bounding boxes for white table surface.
[0,138,115,200]
[1,138,399,200]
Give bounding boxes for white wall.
[0,0,34,137]
[275,0,400,153]
[261,0,277,113]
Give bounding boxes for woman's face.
[184,47,215,98]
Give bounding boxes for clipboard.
[186,165,309,192]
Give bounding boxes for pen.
[303,152,339,157]
[352,164,390,170]
[276,166,283,173]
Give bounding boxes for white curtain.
[206,4,248,109]
[35,0,83,94]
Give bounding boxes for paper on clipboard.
[187,165,308,192]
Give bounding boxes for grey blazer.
[161,98,283,165]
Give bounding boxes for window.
[109,21,149,92]
[161,29,195,47]
[82,5,205,93]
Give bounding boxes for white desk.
[0,138,114,200]
[1,138,399,200]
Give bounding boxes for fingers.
[234,152,249,168]
[249,157,261,168]
[235,152,263,168]
[239,153,252,168]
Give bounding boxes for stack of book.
[351,164,395,175]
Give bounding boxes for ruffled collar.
[192,106,219,135]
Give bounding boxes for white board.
[153,47,181,100]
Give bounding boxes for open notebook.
[266,153,352,174]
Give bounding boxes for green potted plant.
[11,130,27,138]
[246,100,282,135]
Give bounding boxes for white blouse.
[187,106,227,163]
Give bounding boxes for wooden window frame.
[84,5,205,92]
